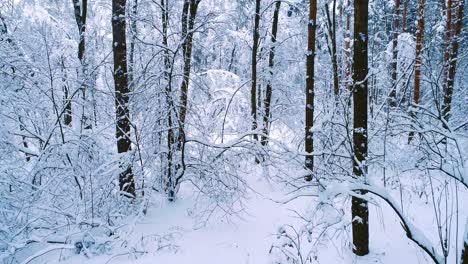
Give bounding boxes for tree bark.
[389,0,400,107]
[112,0,135,197]
[408,0,425,143]
[352,0,369,256]
[304,0,317,177]
[261,1,281,147]
[251,0,261,143]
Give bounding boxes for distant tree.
[351,0,369,256]
[112,0,135,197]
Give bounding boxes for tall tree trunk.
[389,0,400,107]
[345,0,351,91]
[442,0,463,126]
[442,0,453,97]
[251,0,261,143]
[72,0,87,63]
[325,0,339,97]
[112,0,135,197]
[402,0,408,32]
[170,0,200,201]
[408,0,425,143]
[128,0,138,92]
[352,0,369,256]
[261,1,281,147]
[178,0,200,147]
[161,0,175,199]
[304,0,317,177]
[72,0,89,129]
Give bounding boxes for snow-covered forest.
[0,0,467,263]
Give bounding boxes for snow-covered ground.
[27,169,461,264]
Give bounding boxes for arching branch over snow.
[321,182,445,264]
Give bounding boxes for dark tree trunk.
[168,0,200,201]
[128,0,138,92]
[251,0,261,143]
[161,0,175,199]
[61,58,72,126]
[442,0,453,99]
[442,0,463,126]
[402,0,408,32]
[72,0,87,63]
[228,44,236,73]
[304,0,317,177]
[462,220,468,264]
[72,0,89,128]
[19,117,31,162]
[408,0,425,143]
[261,1,281,147]
[352,0,369,256]
[178,0,200,147]
[112,0,135,197]
[325,0,339,97]
[389,0,400,107]
[345,0,351,91]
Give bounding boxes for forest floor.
[45,166,454,264]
